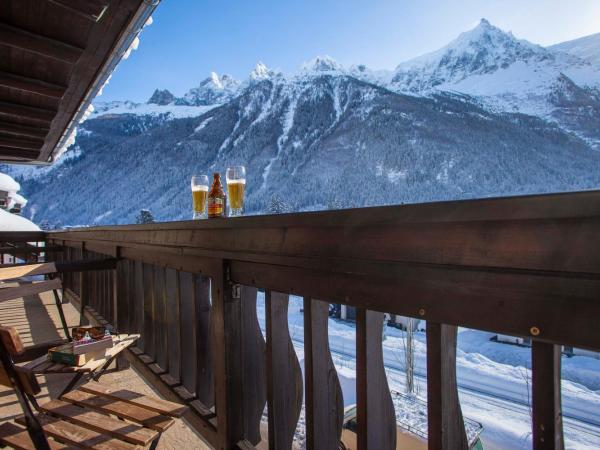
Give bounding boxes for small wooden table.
[22,334,140,397]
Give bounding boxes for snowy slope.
[0,209,39,231]
[92,100,216,119]
[549,32,600,68]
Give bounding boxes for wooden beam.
[48,0,110,22]
[0,147,40,160]
[0,136,42,150]
[0,23,83,64]
[0,231,46,242]
[0,245,63,255]
[38,0,147,162]
[0,100,55,124]
[0,70,67,98]
[532,342,564,449]
[0,121,48,140]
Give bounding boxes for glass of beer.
[226,165,246,217]
[191,175,209,219]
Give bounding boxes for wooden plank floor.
[0,286,211,449]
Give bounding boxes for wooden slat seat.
[15,414,138,450]
[0,422,72,450]
[38,399,158,446]
[61,390,175,432]
[79,381,188,417]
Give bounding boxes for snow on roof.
[0,208,39,231]
[0,173,20,193]
[11,193,27,205]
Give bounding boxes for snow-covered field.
[256,293,600,450]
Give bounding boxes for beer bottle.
[208,173,226,218]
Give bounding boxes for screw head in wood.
[418,308,426,317]
[530,326,540,336]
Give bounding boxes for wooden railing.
[28,190,600,449]
[0,231,47,264]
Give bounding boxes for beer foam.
[192,185,209,192]
[227,179,246,184]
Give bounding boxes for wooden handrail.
[35,189,600,450]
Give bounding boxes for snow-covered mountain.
[179,72,240,106]
[5,19,600,226]
[389,19,600,148]
[549,32,600,67]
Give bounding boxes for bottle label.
[208,197,224,216]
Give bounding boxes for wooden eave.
[0,0,158,164]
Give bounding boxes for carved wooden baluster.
[426,322,468,450]
[532,341,564,450]
[195,274,214,407]
[154,265,167,371]
[356,308,396,450]
[266,291,303,450]
[165,268,181,384]
[240,285,266,444]
[179,271,197,398]
[304,298,344,450]
[142,263,155,360]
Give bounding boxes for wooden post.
[115,258,130,370]
[426,322,468,450]
[213,260,244,449]
[532,341,564,450]
[79,247,88,326]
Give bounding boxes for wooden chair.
[0,262,72,341]
[0,326,188,449]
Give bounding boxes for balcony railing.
[3,189,599,450]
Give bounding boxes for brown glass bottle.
[208,173,226,218]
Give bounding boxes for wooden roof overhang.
[0,0,159,164]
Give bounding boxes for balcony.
[1,189,597,449]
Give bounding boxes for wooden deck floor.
[0,286,211,449]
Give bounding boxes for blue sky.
[100,0,600,102]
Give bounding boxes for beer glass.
[226,165,246,216]
[191,175,209,219]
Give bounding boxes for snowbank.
[0,209,39,231]
[0,173,20,193]
[11,193,27,206]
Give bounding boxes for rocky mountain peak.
[301,55,344,73]
[250,62,274,80]
[180,72,240,106]
[392,18,550,90]
[147,89,175,105]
